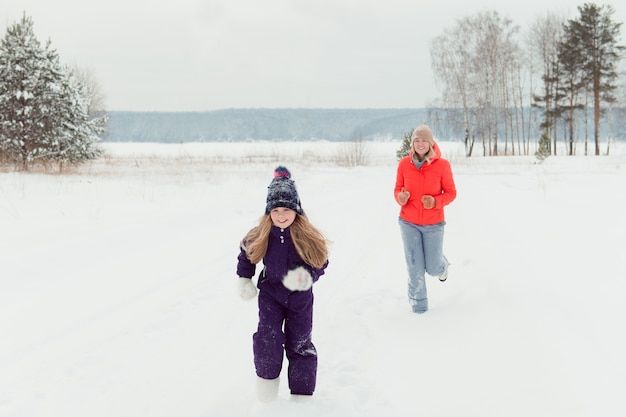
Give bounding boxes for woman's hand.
[421,195,435,209]
[398,187,410,205]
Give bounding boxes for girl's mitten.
[238,277,257,300]
[282,267,313,291]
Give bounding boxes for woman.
[394,125,456,313]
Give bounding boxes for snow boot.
[256,377,279,403]
[438,266,448,282]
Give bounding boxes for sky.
[2,141,625,416]
[3,0,626,111]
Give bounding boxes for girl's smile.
[270,207,296,228]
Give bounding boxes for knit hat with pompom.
[265,166,303,215]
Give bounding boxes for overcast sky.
[3,0,625,112]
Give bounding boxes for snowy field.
[1,140,626,417]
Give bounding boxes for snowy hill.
[104,109,429,142]
[103,108,626,144]
[1,141,625,417]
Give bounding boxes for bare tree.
[610,63,626,150]
[431,11,521,156]
[337,129,369,167]
[527,12,566,156]
[72,66,107,117]
[431,23,475,156]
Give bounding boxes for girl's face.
[270,207,296,228]
[413,136,430,157]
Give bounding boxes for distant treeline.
[103,109,430,143]
[103,108,626,146]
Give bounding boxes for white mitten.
[282,267,313,291]
[238,277,257,300]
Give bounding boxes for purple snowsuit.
[237,225,328,395]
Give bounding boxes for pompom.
[274,166,291,179]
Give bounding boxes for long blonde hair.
[242,213,329,269]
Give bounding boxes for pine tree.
[564,4,624,156]
[396,129,414,161]
[0,14,104,170]
[535,132,551,162]
[557,24,586,155]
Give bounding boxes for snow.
[1,140,625,417]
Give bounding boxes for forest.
[102,107,624,147]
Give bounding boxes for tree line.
[429,3,624,157]
[103,109,430,143]
[0,14,106,171]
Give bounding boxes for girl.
[236,166,329,401]
[395,124,456,313]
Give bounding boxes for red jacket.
[394,141,456,225]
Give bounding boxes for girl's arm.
[236,243,258,300]
[236,245,256,278]
[308,259,329,283]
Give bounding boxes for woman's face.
[270,207,296,228]
[413,136,430,157]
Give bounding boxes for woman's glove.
[282,267,313,291]
[421,195,436,209]
[238,277,257,300]
[398,187,410,205]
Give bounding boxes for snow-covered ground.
[1,140,625,417]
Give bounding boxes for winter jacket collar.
[270,225,291,236]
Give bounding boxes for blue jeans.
[398,218,449,313]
